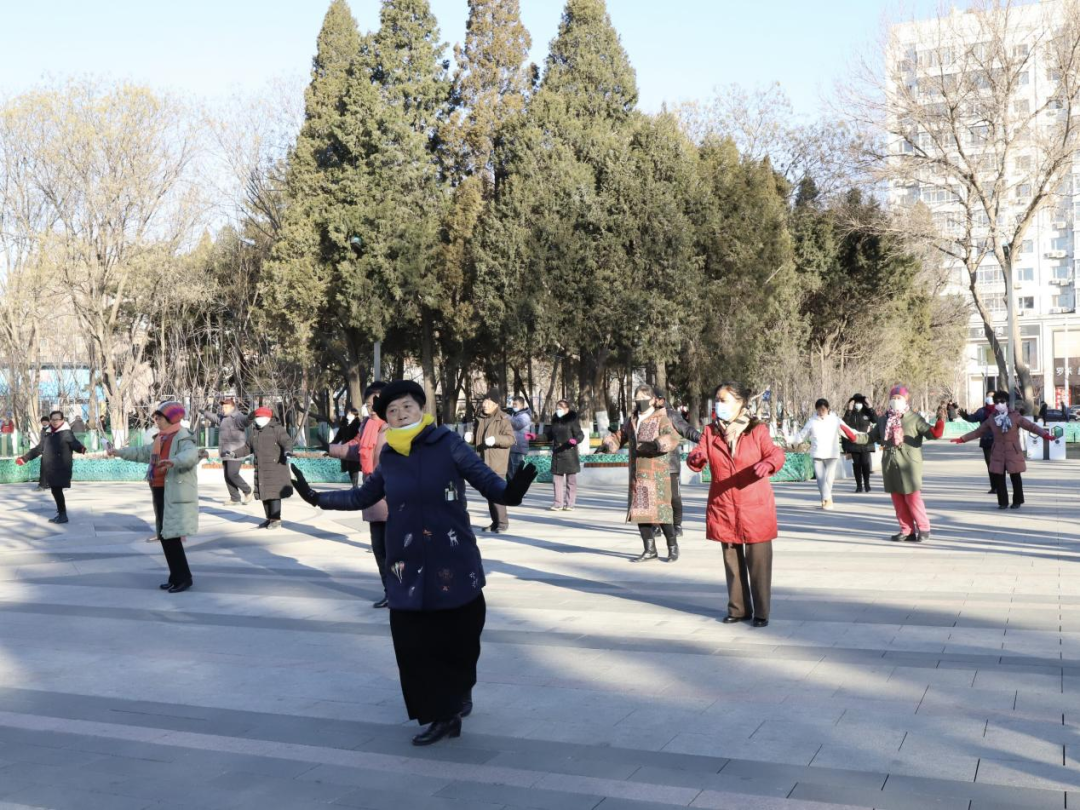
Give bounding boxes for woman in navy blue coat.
[292,380,536,746]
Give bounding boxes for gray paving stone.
[435,779,604,809]
[3,783,155,810]
[882,774,1063,809]
[484,751,638,779]
[789,780,967,809]
[332,786,507,810]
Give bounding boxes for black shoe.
[1010,503,1022,510]
[889,533,914,542]
[412,717,461,746]
[159,583,173,590]
[256,519,271,529]
[630,536,658,563]
[855,486,863,493]
[865,486,872,493]
[460,690,473,718]
[52,514,68,524]
[987,488,997,494]
[913,533,927,543]
[481,524,496,533]
[167,581,192,593]
[666,544,680,562]
[266,520,282,530]
[372,597,388,609]
[36,485,48,491]
[722,615,748,624]
[752,617,769,628]
[998,504,1009,510]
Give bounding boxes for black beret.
[374,380,426,421]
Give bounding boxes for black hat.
[481,389,502,405]
[374,380,426,421]
[852,393,867,404]
[363,380,387,400]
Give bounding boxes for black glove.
[503,463,537,506]
[290,464,320,507]
[636,440,660,456]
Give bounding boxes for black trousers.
[370,521,387,591]
[389,593,486,725]
[640,523,676,546]
[349,471,360,488]
[990,472,1024,507]
[152,486,192,584]
[670,473,683,528]
[982,446,995,490]
[850,452,871,490]
[223,460,251,500]
[721,541,773,621]
[51,487,66,515]
[488,500,508,531]
[263,499,281,520]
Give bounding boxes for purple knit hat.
[889,385,910,399]
[154,401,185,424]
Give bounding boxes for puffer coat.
[251,418,294,500]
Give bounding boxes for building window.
[983,293,1006,311]
[1052,264,1072,280]
[1052,236,1071,250]
[1015,267,1035,282]
[977,266,1002,286]
[1019,71,1030,86]
[1013,99,1030,115]
[1016,183,1032,199]
[1018,296,1035,311]
[1015,156,1033,172]
[1053,292,1074,309]
[1021,239,1033,252]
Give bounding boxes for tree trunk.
[342,328,367,407]
[419,312,438,417]
[655,361,667,393]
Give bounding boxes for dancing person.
[331,406,362,488]
[953,390,1052,510]
[16,411,86,523]
[959,393,997,494]
[250,406,293,529]
[842,394,876,493]
[687,382,785,627]
[653,387,702,537]
[328,381,391,608]
[201,397,253,505]
[290,380,537,745]
[596,385,681,563]
[544,399,584,511]
[107,401,197,592]
[508,396,532,480]
[794,398,845,510]
[841,385,945,543]
[469,390,515,534]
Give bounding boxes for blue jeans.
[507,452,525,480]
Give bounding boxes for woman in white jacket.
[794,399,845,510]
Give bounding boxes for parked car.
[1069,405,1080,421]
[1043,408,1069,422]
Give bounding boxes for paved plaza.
[0,444,1076,809]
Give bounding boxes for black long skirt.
[389,592,486,725]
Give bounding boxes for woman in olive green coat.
[841,385,945,543]
[108,401,200,592]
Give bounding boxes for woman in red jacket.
[687,381,786,627]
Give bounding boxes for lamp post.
[1004,242,1017,409]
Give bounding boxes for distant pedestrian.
[291,380,537,746]
[596,385,681,563]
[508,396,532,479]
[653,387,702,538]
[687,381,785,627]
[959,393,998,494]
[467,390,515,534]
[201,397,253,505]
[794,398,845,510]
[16,411,86,524]
[250,406,294,529]
[841,385,945,543]
[953,390,1052,510]
[35,417,51,491]
[544,399,584,511]
[331,406,363,488]
[69,414,87,435]
[842,394,877,493]
[108,401,197,592]
[0,415,13,434]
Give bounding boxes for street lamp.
[1004,242,1017,410]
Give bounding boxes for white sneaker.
[823,500,834,511]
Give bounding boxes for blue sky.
[0,0,944,119]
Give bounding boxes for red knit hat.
[154,401,185,424]
[254,407,273,419]
[889,385,910,399]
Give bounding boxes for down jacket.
[21,427,86,489]
[250,418,294,500]
[116,428,200,539]
[960,410,1049,475]
[687,420,786,544]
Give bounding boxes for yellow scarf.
[385,414,435,457]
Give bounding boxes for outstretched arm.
[304,466,386,511]
[451,434,509,503]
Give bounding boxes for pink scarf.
[885,408,905,447]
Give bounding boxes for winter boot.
[630,535,659,563]
[666,540,680,563]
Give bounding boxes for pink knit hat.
[154,401,185,424]
[889,385,910,399]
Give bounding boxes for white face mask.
[555,409,567,418]
[985,396,994,405]
[715,401,736,422]
[995,403,1008,414]
[395,419,423,431]
[346,414,356,424]
[254,416,270,428]
[854,403,863,412]
[890,398,907,413]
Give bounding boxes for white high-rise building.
[888,1,1080,409]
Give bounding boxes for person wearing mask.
[328,381,391,608]
[35,416,51,491]
[959,393,998,495]
[16,411,87,524]
[596,385,681,563]
[953,390,1052,510]
[687,382,786,627]
[544,399,584,511]
[508,396,532,480]
[653,387,702,538]
[841,385,946,543]
[466,390,515,534]
[290,380,537,745]
[201,397,253,506]
[842,394,876,493]
[794,398,846,510]
[330,406,362,488]
[250,406,293,529]
[107,401,197,592]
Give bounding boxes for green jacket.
[850,411,943,494]
[117,428,200,538]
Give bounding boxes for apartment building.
[888,0,1080,408]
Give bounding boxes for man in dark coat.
[468,390,515,533]
[36,416,51,490]
[959,393,998,494]
[250,407,293,529]
[202,397,253,505]
[653,387,701,538]
[17,411,86,523]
